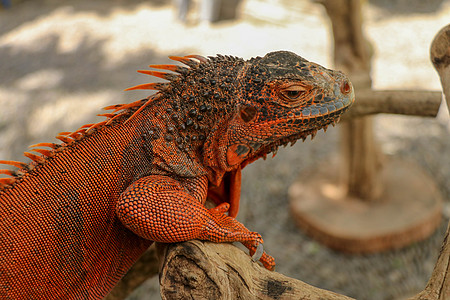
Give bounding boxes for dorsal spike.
[184,54,208,63]
[124,94,161,125]
[110,99,145,112]
[168,56,199,68]
[97,113,116,118]
[69,130,85,140]
[31,148,53,157]
[105,112,127,125]
[58,131,71,136]
[29,142,60,149]
[0,169,15,176]
[55,135,73,144]
[137,70,178,81]
[103,104,124,111]
[86,121,108,133]
[0,160,27,169]
[80,123,95,129]
[0,177,16,188]
[124,82,168,91]
[23,152,46,164]
[149,64,189,74]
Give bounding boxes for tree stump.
[289,0,443,253]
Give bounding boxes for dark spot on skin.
[165,135,173,141]
[249,142,262,151]
[236,144,250,156]
[185,119,194,126]
[188,109,197,117]
[54,190,87,284]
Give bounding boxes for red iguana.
[0,51,354,299]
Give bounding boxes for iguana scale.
[0,51,354,299]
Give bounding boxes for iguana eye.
[285,90,302,99]
[279,84,308,104]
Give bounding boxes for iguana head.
[213,51,354,173]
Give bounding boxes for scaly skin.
[0,51,354,299]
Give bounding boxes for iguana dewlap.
[0,51,354,299]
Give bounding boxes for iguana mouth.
[243,106,350,166]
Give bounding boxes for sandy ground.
[1,0,450,299]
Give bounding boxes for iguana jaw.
[240,111,345,167]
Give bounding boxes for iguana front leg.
[115,175,275,270]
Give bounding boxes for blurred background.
[1,0,449,299]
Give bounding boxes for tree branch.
[409,222,450,300]
[157,240,354,300]
[343,90,442,120]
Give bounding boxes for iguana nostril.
[340,79,352,94]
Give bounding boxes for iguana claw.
[252,242,264,262]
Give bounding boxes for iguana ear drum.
[240,106,257,123]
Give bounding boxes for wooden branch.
[409,222,450,300]
[157,240,354,300]
[157,226,450,300]
[430,24,450,110]
[343,90,443,120]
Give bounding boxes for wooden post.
[289,0,443,253]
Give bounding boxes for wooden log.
[157,224,450,300]
[157,240,354,300]
[343,90,442,119]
